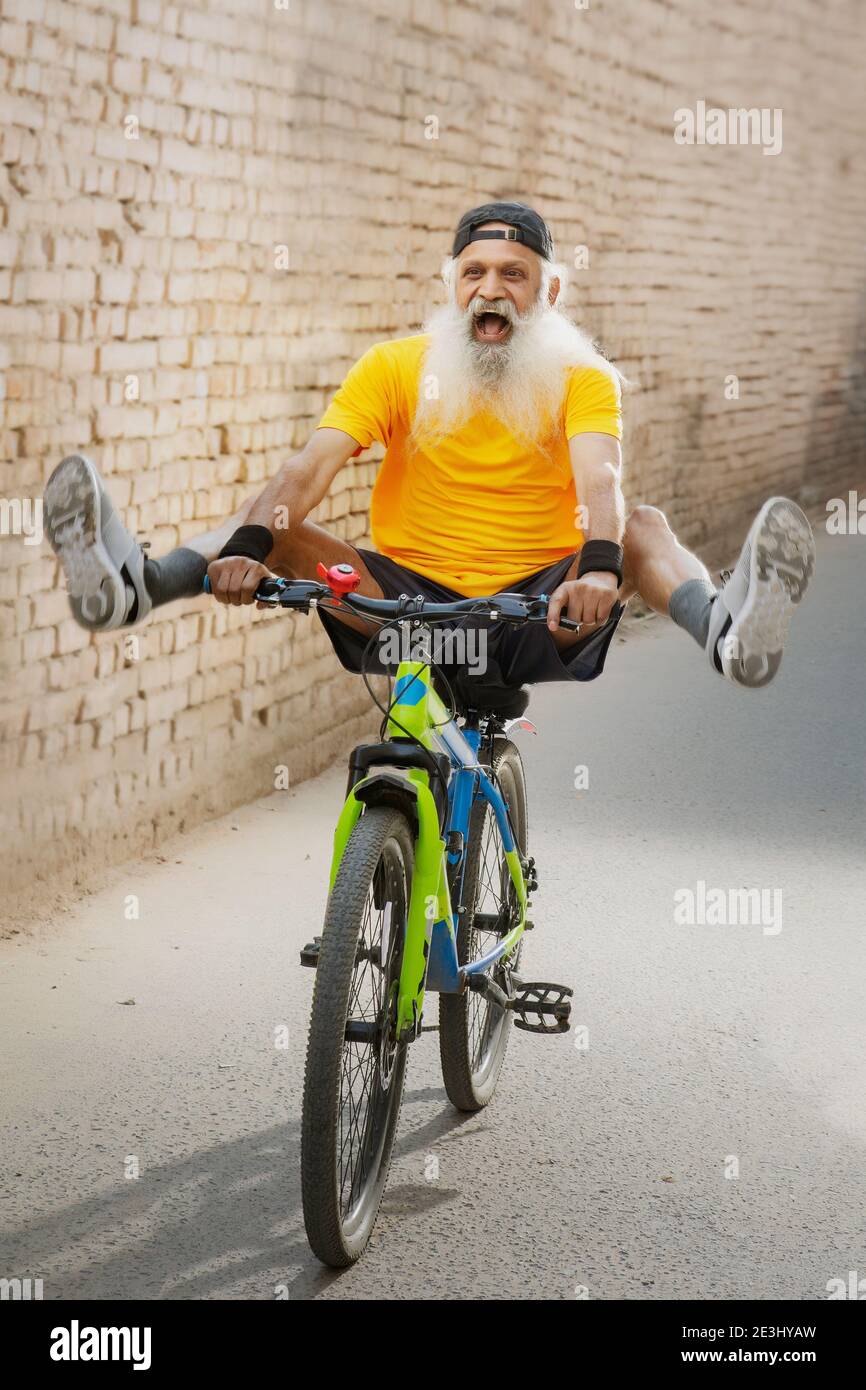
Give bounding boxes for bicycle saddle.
[442,674,531,721]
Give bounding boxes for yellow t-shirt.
[316,334,621,595]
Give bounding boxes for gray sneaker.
[706,497,815,688]
[44,454,152,631]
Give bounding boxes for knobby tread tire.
[301,805,414,1266]
[439,739,528,1112]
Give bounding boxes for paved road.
[2,529,864,1301]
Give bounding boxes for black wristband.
[577,539,624,586]
[217,525,274,565]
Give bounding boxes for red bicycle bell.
[317,561,361,596]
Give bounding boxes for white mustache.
[469,298,518,326]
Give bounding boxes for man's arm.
[207,427,361,605]
[547,432,625,631]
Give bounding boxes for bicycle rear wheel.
[301,806,414,1267]
[439,738,528,1112]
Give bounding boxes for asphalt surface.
[1,528,864,1301]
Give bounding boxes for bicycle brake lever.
[255,578,289,603]
[526,592,581,632]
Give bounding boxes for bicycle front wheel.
[301,806,414,1267]
[439,738,528,1112]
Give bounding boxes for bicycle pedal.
[510,980,572,1034]
[300,936,322,968]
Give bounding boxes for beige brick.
[25,688,82,733]
[21,625,56,663]
[98,270,135,303]
[56,618,91,655]
[113,731,147,772]
[63,269,97,301]
[144,686,189,725]
[98,341,159,373]
[79,668,139,720]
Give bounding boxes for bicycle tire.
[301,805,414,1266]
[439,738,528,1112]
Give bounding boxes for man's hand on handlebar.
[546,572,619,631]
[206,556,273,606]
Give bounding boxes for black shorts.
[316,548,623,702]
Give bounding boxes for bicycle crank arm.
[465,972,512,1010]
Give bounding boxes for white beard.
[412,295,618,451]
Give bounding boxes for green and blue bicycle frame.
[327,656,528,1042]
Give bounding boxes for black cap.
[452,201,554,261]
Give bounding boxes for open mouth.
[473,311,512,343]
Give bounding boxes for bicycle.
[205,560,576,1267]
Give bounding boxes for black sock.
[668,577,718,648]
[144,548,209,608]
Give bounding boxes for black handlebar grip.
[203,574,282,600]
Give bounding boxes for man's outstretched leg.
[44,453,217,630]
[43,453,383,633]
[622,499,815,687]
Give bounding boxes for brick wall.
[2,0,865,922]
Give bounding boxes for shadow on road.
[0,1084,480,1300]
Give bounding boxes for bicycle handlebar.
[202,573,583,631]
